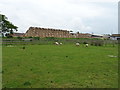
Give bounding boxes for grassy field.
[2,44,118,88]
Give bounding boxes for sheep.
[85,44,89,47]
[54,42,63,45]
[76,43,80,46]
[59,42,63,45]
[7,45,14,47]
[54,42,59,45]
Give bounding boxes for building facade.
[25,27,72,38]
[12,33,25,37]
[76,33,91,38]
[25,27,92,38]
[110,34,120,40]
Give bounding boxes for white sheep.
[7,45,14,47]
[85,44,89,47]
[55,42,59,45]
[76,43,80,46]
[59,42,63,45]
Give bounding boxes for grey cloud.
[0,0,118,34]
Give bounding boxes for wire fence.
[2,38,118,46]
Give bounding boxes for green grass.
[2,45,118,88]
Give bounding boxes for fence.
[2,38,118,46]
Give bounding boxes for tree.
[0,14,18,37]
[77,31,79,34]
[70,30,73,32]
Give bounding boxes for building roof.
[78,33,91,35]
[12,33,24,37]
[92,34,103,36]
[111,34,120,37]
[29,27,70,32]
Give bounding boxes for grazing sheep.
[59,42,63,45]
[76,43,80,46]
[54,42,59,45]
[85,44,89,47]
[7,45,14,47]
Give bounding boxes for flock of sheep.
[54,42,89,47]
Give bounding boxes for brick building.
[12,33,25,37]
[76,32,91,38]
[25,27,72,38]
[110,34,120,40]
[25,27,92,38]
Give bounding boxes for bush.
[17,37,22,40]
[33,37,40,40]
[28,36,33,38]
[83,41,88,44]
[5,33,13,38]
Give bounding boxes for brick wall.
[25,27,71,38]
[25,27,92,38]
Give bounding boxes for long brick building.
[25,27,73,38]
[25,27,92,38]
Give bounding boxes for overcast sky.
[0,0,118,34]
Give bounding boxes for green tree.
[0,14,18,37]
